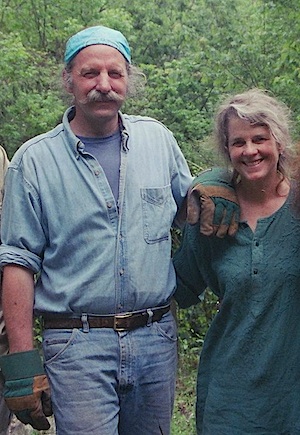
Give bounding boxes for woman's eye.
[231,140,244,147]
[253,136,267,144]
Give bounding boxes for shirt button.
[253,269,258,275]
[94,170,100,176]
[120,268,125,275]
[255,241,259,247]
[107,202,112,209]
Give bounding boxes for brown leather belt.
[43,304,170,332]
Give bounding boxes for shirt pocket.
[141,185,175,244]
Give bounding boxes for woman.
[173,89,300,434]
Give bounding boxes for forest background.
[1,0,300,433]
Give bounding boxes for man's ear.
[62,69,73,94]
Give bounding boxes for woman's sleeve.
[173,223,207,308]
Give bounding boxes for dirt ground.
[8,416,56,435]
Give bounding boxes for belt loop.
[81,313,89,332]
[146,308,153,326]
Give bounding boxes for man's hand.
[0,349,52,430]
[187,168,239,237]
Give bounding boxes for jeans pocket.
[141,185,175,244]
[155,313,177,342]
[42,328,80,364]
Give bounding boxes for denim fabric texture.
[0,107,192,316]
[43,311,177,434]
[0,108,191,433]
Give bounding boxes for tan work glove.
[187,168,239,237]
[0,349,52,430]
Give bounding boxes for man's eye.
[109,71,122,78]
[83,72,98,78]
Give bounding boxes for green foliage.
[1,0,300,156]
[3,2,300,431]
[0,32,64,156]
[34,317,44,346]
[177,291,218,360]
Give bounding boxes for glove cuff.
[191,184,238,204]
[0,349,45,380]
[192,168,233,188]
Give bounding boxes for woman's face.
[227,116,282,183]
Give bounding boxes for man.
[0,26,192,434]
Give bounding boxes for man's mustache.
[86,89,124,103]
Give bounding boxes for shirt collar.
[63,106,130,155]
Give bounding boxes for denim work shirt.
[0,107,192,316]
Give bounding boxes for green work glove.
[0,349,52,430]
[187,167,240,237]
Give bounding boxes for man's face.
[65,44,129,133]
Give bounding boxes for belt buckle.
[113,312,133,332]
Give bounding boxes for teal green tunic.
[173,190,300,434]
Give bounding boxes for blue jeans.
[42,311,177,434]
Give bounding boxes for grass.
[172,364,198,433]
[171,342,199,435]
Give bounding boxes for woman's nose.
[243,140,258,154]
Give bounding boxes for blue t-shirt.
[78,131,121,202]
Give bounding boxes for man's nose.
[95,73,111,93]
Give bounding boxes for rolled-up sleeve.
[0,156,45,273]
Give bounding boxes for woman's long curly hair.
[214,88,293,194]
